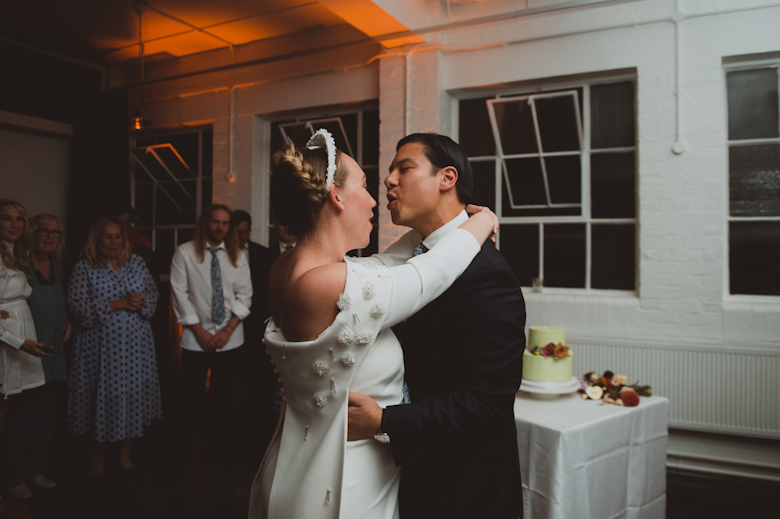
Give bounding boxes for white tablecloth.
[514,393,669,519]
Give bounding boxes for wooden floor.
[2,386,778,519]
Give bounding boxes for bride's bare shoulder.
[281,262,347,339]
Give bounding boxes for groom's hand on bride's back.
[347,391,383,441]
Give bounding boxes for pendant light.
[131,0,152,130]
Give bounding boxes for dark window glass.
[536,95,580,152]
[156,180,196,225]
[202,129,213,178]
[504,158,546,207]
[163,133,199,173]
[271,121,289,154]
[545,155,581,204]
[459,97,496,157]
[591,152,636,218]
[730,221,780,295]
[544,224,585,288]
[502,159,581,217]
[591,224,636,290]
[201,178,213,213]
[727,68,779,141]
[280,123,311,148]
[362,110,380,165]
[729,144,780,217]
[135,183,153,228]
[499,224,539,286]
[338,113,358,158]
[492,100,537,155]
[591,82,635,148]
[471,160,496,211]
[178,228,194,246]
[153,229,175,278]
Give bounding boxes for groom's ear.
[438,166,458,193]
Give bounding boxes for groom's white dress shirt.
[170,240,252,352]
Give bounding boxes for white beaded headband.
[306,128,337,190]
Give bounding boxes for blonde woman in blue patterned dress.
[68,218,161,475]
[248,131,498,519]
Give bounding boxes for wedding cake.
[522,326,573,383]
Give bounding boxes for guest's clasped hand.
[20,339,53,358]
[191,322,232,351]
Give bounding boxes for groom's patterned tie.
[209,248,226,324]
[401,241,430,404]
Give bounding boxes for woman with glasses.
[16,214,73,492]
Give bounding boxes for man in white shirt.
[170,203,252,469]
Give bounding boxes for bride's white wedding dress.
[248,228,481,519]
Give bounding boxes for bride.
[248,129,496,519]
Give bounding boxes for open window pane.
[545,155,581,204]
[591,82,636,148]
[156,180,196,226]
[591,152,636,218]
[504,158,546,207]
[592,224,635,290]
[729,144,780,217]
[500,224,539,287]
[362,110,380,165]
[536,95,580,152]
[460,97,495,157]
[471,160,496,210]
[279,123,311,147]
[727,68,779,141]
[730,221,780,295]
[544,224,586,288]
[491,100,537,155]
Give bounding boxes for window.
[270,107,380,256]
[459,78,637,290]
[131,127,213,275]
[726,66,780,296]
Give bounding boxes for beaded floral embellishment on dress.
[336,294,351,311]
[337,330,354,347]
[340,351,356,367]
[313,392,328,408]
[311,360,330,376]
[355,331,374,346]
[362,283,376,300]
[369,302,386,319]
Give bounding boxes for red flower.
[540,343,556,358]
[620,387,640,407]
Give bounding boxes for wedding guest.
[0,200,51,500]
[114,206,152,267]
[7,214,74,495]
[169,204,251,471]
[232,210,277,462]
[68,218,162,475]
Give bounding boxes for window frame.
[454,72,639,295]
[723,59,780,301]
[129,125,212,279]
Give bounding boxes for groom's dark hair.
[397,133,473,204]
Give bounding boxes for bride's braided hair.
[270,139,347,235]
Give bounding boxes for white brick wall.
[139,0,780,353]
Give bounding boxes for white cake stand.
[518,376,580,396]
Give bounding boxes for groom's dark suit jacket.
[384,240,526,519]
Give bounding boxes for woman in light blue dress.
[68,218,162,475]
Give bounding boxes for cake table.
[514,393,669,519]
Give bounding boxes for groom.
[348,133,526,519]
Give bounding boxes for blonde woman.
[0,199,52,500]
[68,218,161,475]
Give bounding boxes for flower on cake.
[578,370,652,407]
[529,342,570,359]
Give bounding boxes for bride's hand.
[466,204,499,242]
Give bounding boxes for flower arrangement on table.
[578,371,652,407]
[527,342,570,359]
